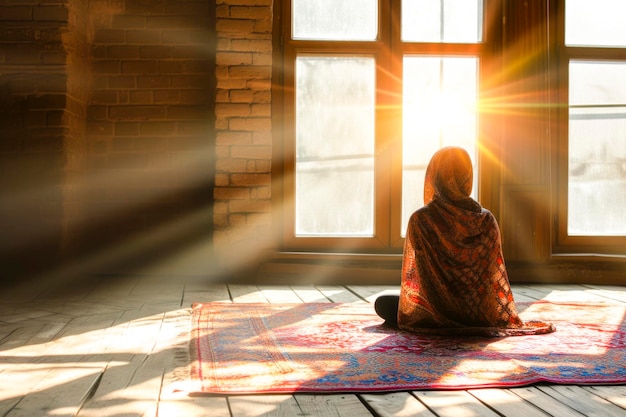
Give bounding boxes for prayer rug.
[185,301,626,394]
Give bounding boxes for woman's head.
[424,147,474,205]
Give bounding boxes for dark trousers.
[374,295,399,327]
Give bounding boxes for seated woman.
[376,147,555,337]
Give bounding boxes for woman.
[376,147,554,337]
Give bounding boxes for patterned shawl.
[398,147,555,337]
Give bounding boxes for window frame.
[273,0,499,253]
[554,0,626,254]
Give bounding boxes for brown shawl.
[398,147,555,337]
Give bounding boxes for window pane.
[566,0,626,47]
[568,61,626,236]
[402,56,479,233]
[295,56,376,236]
[402,0,483,43]
[570,61,626,106]
[292,0,378,41]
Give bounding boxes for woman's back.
[378,147,554,337]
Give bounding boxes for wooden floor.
[1,277,625,417]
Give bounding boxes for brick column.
[214,0,274,276]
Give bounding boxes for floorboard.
[536,385,626,417]
[361,392,437,417]
[582,385,626,409]
[412,390,500,417]
[508,386,587,417]
[467,388,551,417]
[0,280,624,416]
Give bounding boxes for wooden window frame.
[272,0,501,254]
[553,0,626,255]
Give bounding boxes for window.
[558,0,626,251]
[295,56,376,237]
[278,0,487,251]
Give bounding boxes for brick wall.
[0,0,70,280]
[1,0,277,282]
[71,0,216,275]
[1,0,218,283]
[214,0,274,275]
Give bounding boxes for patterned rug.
[186,301,626,394]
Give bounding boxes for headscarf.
[398,147,554,336]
